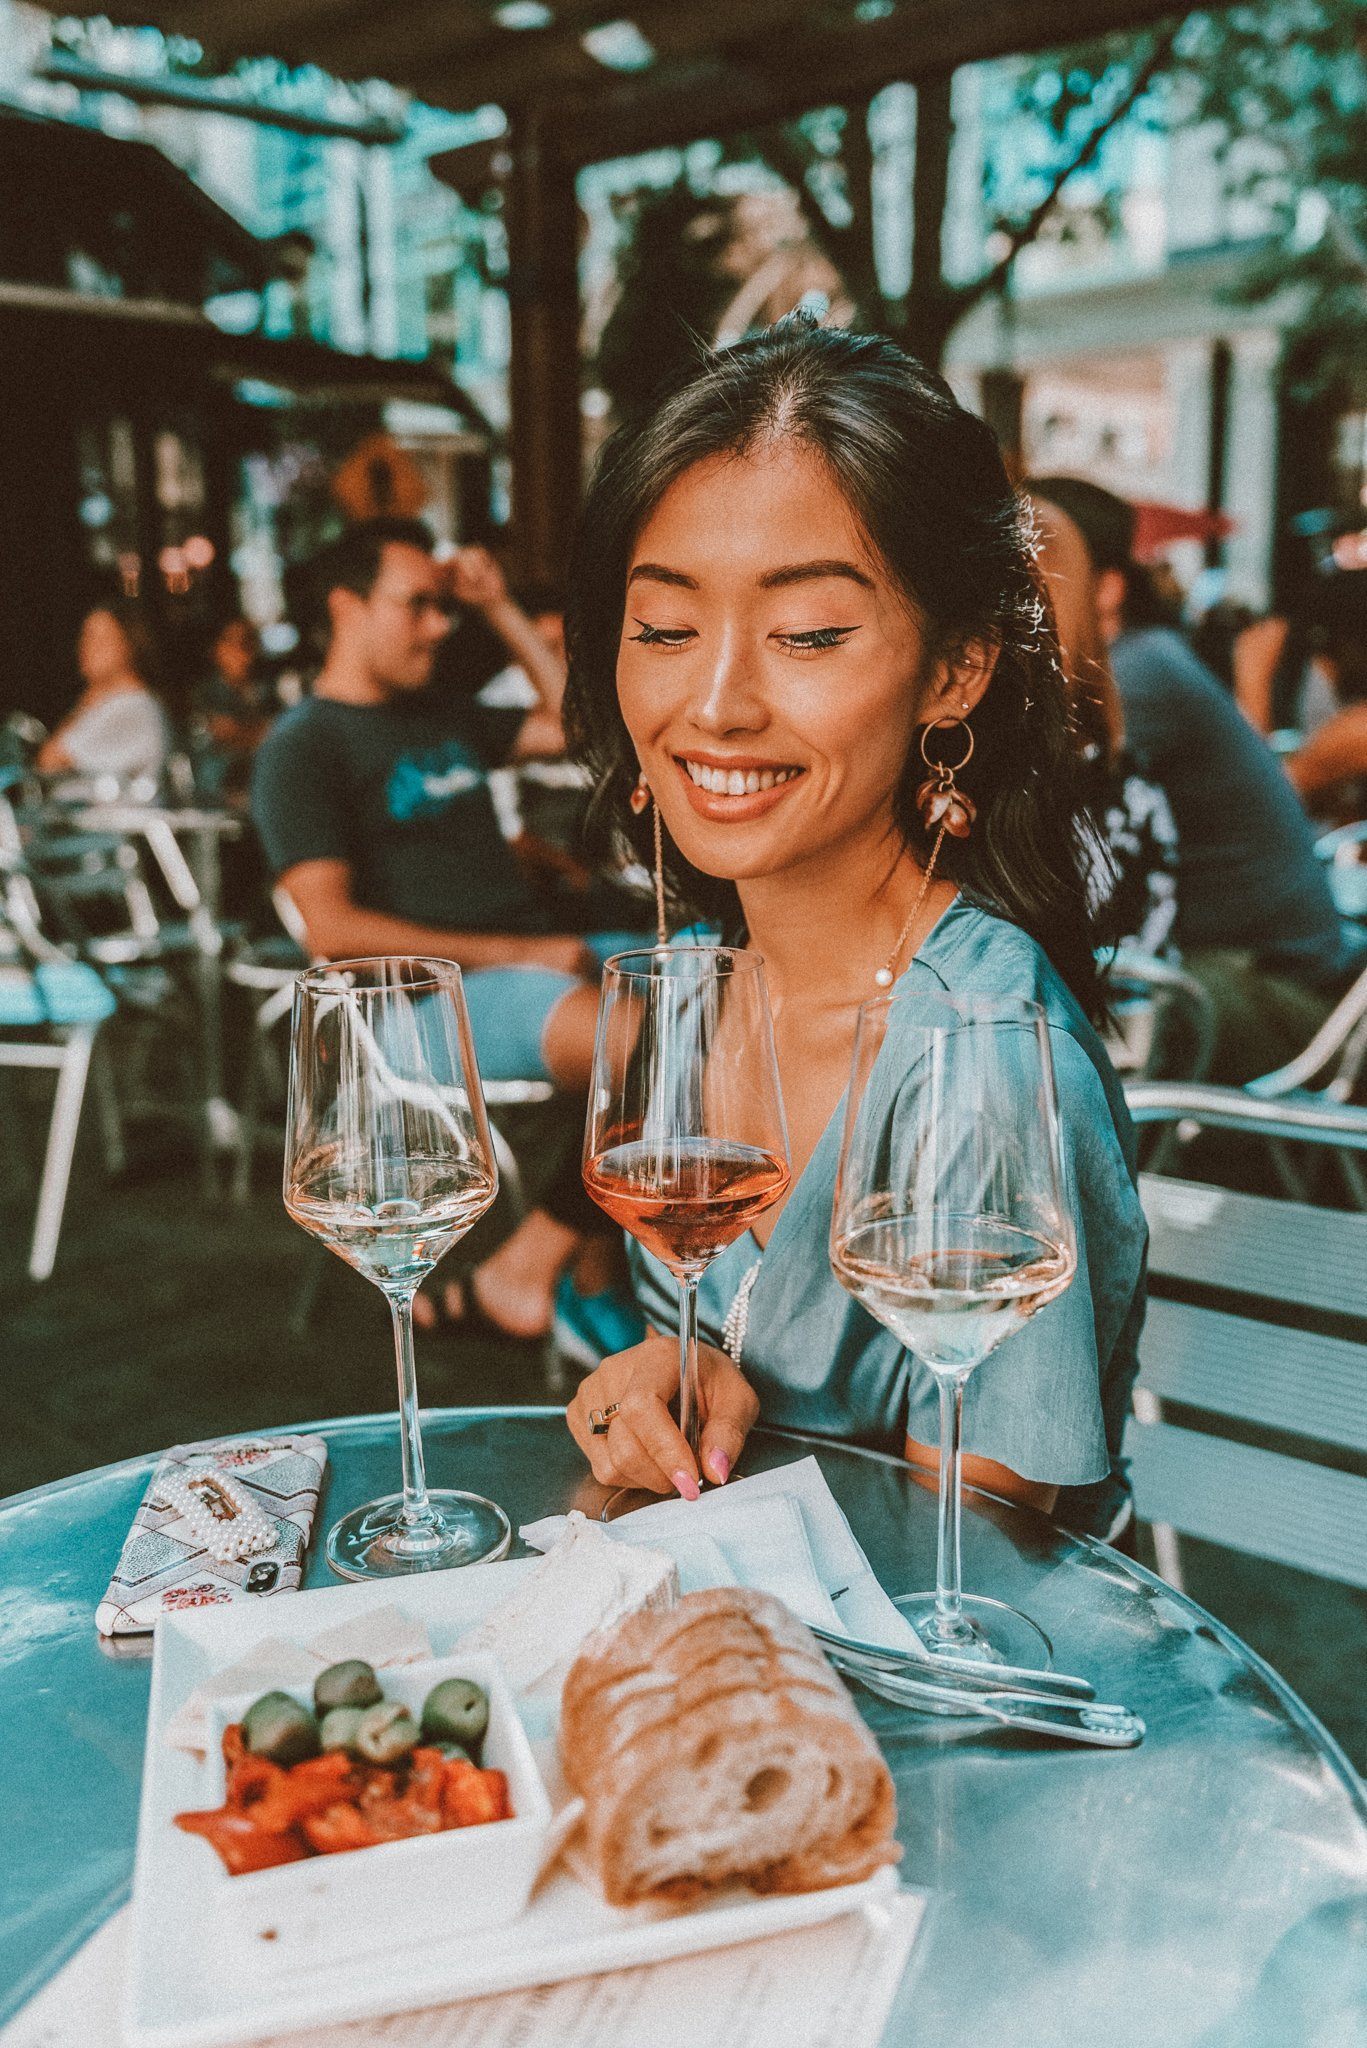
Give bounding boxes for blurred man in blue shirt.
[1033,477,1366,1080]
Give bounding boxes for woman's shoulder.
[912,896,1081,1025]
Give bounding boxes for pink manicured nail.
[672,1469,701,1502]
[707,1450,730,1485]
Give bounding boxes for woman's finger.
[617,1384,700,1499]
[698,1356,760,1485]
[594,1414,677,1495]
[569,1383,675,1493]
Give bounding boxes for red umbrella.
[1132,501,1237,558]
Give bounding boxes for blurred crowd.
[6,483,1367,1340]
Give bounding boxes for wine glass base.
[892,1592,1053,1673]
[600,1482,715,1521]
[326,1491,512,1581]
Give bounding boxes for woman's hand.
[567,1332,759,1497]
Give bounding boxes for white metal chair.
[1123,1082,1367,1593]
[0,844,117,1280]
[1121,942,1367,1206]
[1104,944,1218,1081]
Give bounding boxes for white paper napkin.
[521,1457,925,1656]
[2,1887,925,2048]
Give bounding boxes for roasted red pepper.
[174,1809,311,1875]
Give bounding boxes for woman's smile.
[674,750,807,820]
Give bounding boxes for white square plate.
[125,1561,907,2048]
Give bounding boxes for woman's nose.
[691,632,767,733]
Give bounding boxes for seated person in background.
[1030,494,1178,959]
[1285,574,1367,819]
[251,517,639,1341]
[191,617,275,805]
[37,601,169,787]
[1030,477,1367,1082]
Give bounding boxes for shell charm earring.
[872,711,976,990]
[914,715,977,841]
[630,772,650,816]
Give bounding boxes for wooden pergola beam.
[542,0,1181,166]
[68,0,1185,588]
[502,107,583,588]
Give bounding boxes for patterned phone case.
[96,1435,328,1637]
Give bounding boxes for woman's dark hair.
[565,317,1108,1018]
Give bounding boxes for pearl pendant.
[874,966,894,987]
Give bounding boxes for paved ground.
[2,1138,1363,1773]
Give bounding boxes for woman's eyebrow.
[627,559,874,592]
[627,563,698,589]
[759,559,874,590]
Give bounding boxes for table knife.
[807,1619,1097,1700]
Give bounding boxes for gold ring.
[589,1403,621,1436]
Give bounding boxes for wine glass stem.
[389,1290,435,1531]
[678,1273,702,1464]
[932,1370,970,1641]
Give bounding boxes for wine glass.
[284,956,506,1579]
[582,947,790,1473]
[830,992,1076,1669]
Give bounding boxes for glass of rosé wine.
[582,947,790,1470]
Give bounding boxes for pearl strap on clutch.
[160,1464,276,1565]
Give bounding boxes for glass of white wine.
[830,992,1076,1669]
[285,957,505,1580]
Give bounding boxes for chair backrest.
[271,881,314,957]
[1104,947,1218,1082]
[1127,1172,1367,1588]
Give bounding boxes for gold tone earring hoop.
[915,715,976,840]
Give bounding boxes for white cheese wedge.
[457,1512,678,1696]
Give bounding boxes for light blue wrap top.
[627,897,1148,1538]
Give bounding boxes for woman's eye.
[776,627,859,652]
[627,621,694,647]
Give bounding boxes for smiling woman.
[561,315,1146,1547]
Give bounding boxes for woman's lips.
[671,754,806,822]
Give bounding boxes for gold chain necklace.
[873,822,949,989]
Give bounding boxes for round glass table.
[2,1408,1364,2045]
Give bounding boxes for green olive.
[353,1700,420,1765]
[319,1705,366,1754]
[242,1690,320,1766]
[313,1659,383,1715]
[421,1678,489,1750]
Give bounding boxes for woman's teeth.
[683,761,799,796]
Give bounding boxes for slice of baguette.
[560,1587,900,1907]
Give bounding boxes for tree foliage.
[592,1,1365,420]
[1008,2,1367,388]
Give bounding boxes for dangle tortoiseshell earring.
[874,712,977,988]
[631,771,669,947]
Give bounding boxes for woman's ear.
[921,636,999,724]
